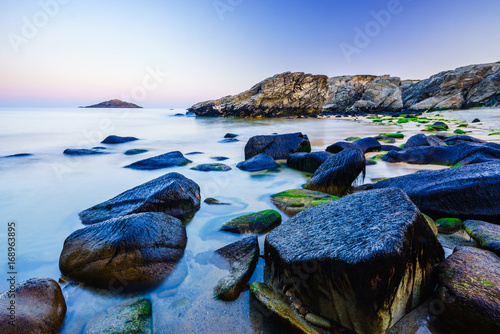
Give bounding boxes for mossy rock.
[489,132,500,136]
[397,118,409,123]
[463,220,500,256]
[124,149,149,155]
[436,218,463,234]
[453,129,468,135]
[220,209,281,234]
[270,189,338,217]
[345,137,362,142]
[190,163,232,172]
[457,123,469,128]
[422,214,438,236]
[380,132,404,139]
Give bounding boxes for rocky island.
[84,99,142,108]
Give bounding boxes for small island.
[83,99,142,108]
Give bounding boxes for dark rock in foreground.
[60,212,187,291]
[304,149,366,196]
[286,151,332,173]
[101,135,139,144]
[221,209,281,234]
[124,151,192,170]
[190,163,232,172]
[237,154,280,172]
[371,161,500,224]
[265,188,444,334]
[214,236,259,301]
[0,278,66,334]
[464,220,500,256]
[270,189,338,217]
[84,99,142,108]
[64,148,108,156]
[244,132,311,160]
[436,247,500,334]
[79,172,200,224]
[84,299,152,334]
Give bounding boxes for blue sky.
[0,0,499,107]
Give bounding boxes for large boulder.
[79,172,200,224]
[304,149,366,196]
[270,189,338,217]
[60,212,187,291]
[404,134,445,148]
[286,151,332,173]
[443,134,486,146]
[236,154,280,172]
[101,135,139,144]
[326,137,381,154]
[0,278,66,334]
[436,247,500,334]
[220,209,281,234]
[370,161,500,224]
[463,220,500,256]
[265,188,444,334]
[244,132,311,160]
[124,151,191,170]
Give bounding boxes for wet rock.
[325,141,356,154]
[124,149,148,155]
[443,134,486,145]
[214,237,259,301]
[204,198,230,205]
[185,151,204,155]
[370,161,500,224]
[463,220,500,256]
[430,121,449,131]
[436,218,463,234]
[265,188,444,334]
[472,118,481,123]
[219,138,239,143]
[236,154,280,172]
[220,209,281,234]
[190,163,232,172]
[404,134,445,148]
[270,189,338,217]
[211,156,229,161]
[79,172,200,224]
[4,153,32,158]
[286,151,333,173]
[174,113,184,116]
[380,144,403,152]
[84,299,152,334]
[380,132,404,139]
[436,247,500,334]
[101,135,139,144]
[326,137,381,154]
[60,212,187,291]
[304,149,366,196]
[224,133,239,138]
[124,151,191,170]
[0,278,66,334]
[244,132,311,160]
[64,148,108,155]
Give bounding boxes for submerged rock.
[304,149,366,196]
[124,151,191,170]
[79,172,200,224]
[236,154,280,172]
[211,156,229,161]
[463,220,500,256]
[220,209,281,234]
[124,149,148,155]
[224,133,239,138]
[270,189,338,217]
[4,153,32,158]
[64,148,108,155]
[219,138,239,143]
[214,237,259,301]
[60,212,187,291]
[0,278,66,334]
[204,198,230,205]
[101,135,139,144]
[190,163,232,172]
[244,132,311,160]
[286,151,332,173]
[84,299,152,334]
[370,161,500,224]
[436,247,500,334]
[265,188,444,334]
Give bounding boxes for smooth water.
[0,107,498,333]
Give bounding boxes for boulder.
[0,278,66,334]
[224,133,239,138]
[286,151,332,173]
[211,156,229,161]
[236,154,280,172]
[84,299,152,334]
[244,132,311,160]
[219,138,239,143]
[124,149,148,155]
[64,148,108,155]
[270,189,338,217]
[304,149,366,196]
[436,247,500,334]
[190,163,232,172]
[79,172,200,224]
[60,212,187,291]
[265,188,444,334]
[380,144,403,152]
[370,161,500,224]
[101,135,139,144]
[431,121,448,131]
[326,137,381,154]
[472,118,481,123]
[443,134,486,146]
[204,198,230,205]
[220,209,281,234]
[436,218,463,234]
[124,151,191,170]
[214,237,259,301]
[404,134,445,148]
[463,220,500,256]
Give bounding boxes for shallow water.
[0,107,498,333]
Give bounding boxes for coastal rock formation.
[244,132,311,160]
[370,161,500,224]
[264,188,444,334]
[322,75,378,111]
[60,212,187,291]
[124,151,192,170]
[286,151,332,173]
[79,172,200,224]
[349,76,403,112]
[270,189,338,217]
[220,209,281,234]
[84,99,142,108]
[463,220,500,256]
[236,154,280,172]
[0,278,66,334]
[101,135,139,144]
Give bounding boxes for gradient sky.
[0,0,499,107]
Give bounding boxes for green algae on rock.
[379,132,404,139]
[190,163,232,172]
[436,218,463,234]
[270,189,338,217]
[464,220,500,256]
[220,209,281,234]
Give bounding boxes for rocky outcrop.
[84,99,142,108]
[220,209,281,234]
[0,278,66,334]
[270,189,338,217]
[79,172,200,224]
[60,212,187,291]
[244,132,311,160]
[124,151,191,170]
[349,76,403,112]
[264,188,444,334]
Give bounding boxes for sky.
[0,0,499,107]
